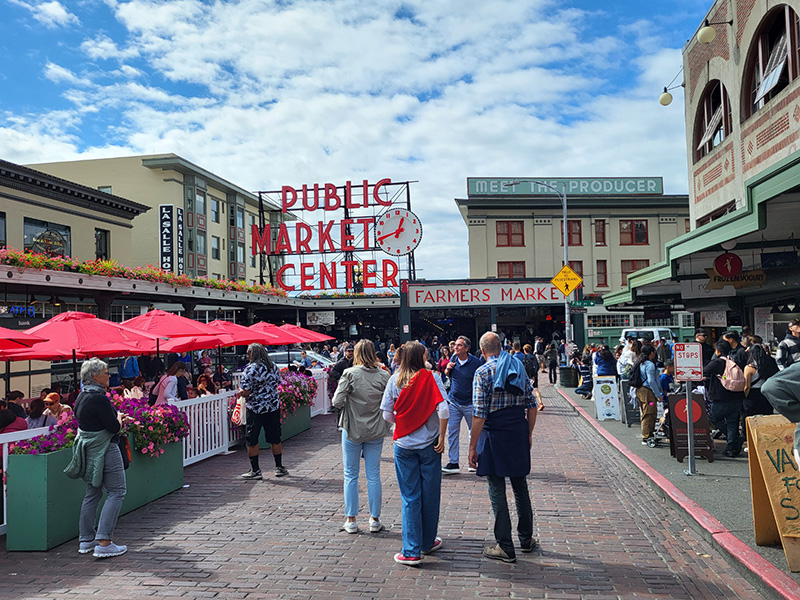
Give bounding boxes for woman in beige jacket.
[332,339,391,534]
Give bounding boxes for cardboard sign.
[593,376,621,421]
[674,342,704,381]
[667,392,714,463]
[747,414,800,571]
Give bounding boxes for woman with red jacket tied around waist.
[381,341,449,566]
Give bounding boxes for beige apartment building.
[455,177,693,345]
[29,154,284,284]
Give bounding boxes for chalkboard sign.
[666,392,714,463]
[619,378,640,427]
[747,414,800,572]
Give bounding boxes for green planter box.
[6,436,183,551]
[259,405,312,449]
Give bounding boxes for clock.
[375,208,422,256]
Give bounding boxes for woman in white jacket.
[152,362,186,405]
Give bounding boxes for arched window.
[695,80,732,161]
[744,5,800,118]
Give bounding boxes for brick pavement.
[0,382,765,599]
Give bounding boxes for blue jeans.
[711,400,743,454]
[79,442,127,542]
[394,443,442,557]
[486,475,533,558]
[447,401,473,464]
[342,430,384,518]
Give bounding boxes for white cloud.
[10,0,79,28]
[43,62,91,86]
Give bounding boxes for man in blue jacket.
[442,335,483,474]
[636,344,661,446]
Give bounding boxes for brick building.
[606,0,800,343]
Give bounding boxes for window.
[496,221,524,247]
[685,218,691,233]
[250,253,256,268]
[745,6,799,118]
[620,220,648,245]
[210,197,220,223]
[95,229,110,260]
[211,236,220,260]
[237,208,245,229]
[497,261,525,278]
[694,80,732,160]
[596,260,608,287]
[560,220,582,246]
[594,220,606,246]
[195,189,206,216]
[23,218,71,256]
[97,185,112,194]
[0,212,6,248]
[212,273,221,280]
[197,233,206,256]
[588,314,630,328]
[568,261,583,277]
[237,243,245,263]
[621,259,650,286]
[697,200,736,227]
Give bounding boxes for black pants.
[548,362,558,384]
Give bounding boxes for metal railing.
[173,391,244,467]
[0,426,50,536]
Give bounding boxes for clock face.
[375,208,422,256]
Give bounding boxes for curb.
[557,387,800,600]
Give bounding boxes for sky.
[0,0,712,286]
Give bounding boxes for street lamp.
[504,180,572,344]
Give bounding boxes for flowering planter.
[258,405,312,449]
[6,436,183,551]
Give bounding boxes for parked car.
[271,350,334,370]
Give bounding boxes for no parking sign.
[674,342,703,381]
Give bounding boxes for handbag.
[118,435,131,470]
[231,397,247,426]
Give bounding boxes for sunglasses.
[44,401,56,406]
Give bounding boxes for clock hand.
[393,218,405,238]
[377,228,403,242]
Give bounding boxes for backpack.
[522,354,539,378]
[627,360,645,388]
[718,357,746,392]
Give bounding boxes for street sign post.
[674,342,704,475]
[551,265,583,297]
[570,299,596,307]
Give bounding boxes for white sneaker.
[342,520,358,534]
[369,518,384,533]
[93,542,127,558]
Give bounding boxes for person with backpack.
[703,340,746,457]
[743,344,779,416]
[522,344,544,410]
[630,344,660,446]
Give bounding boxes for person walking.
[238,343,288,480]
[633,344,660,446]
[544,343,559,385]
[381,341,448,566]
[744,343,779,416]
[777,319,800,370]
[468,332,537,564]
[332,340,391,534]
[703,340,746,457]
[65,358,128,558]
[442,336,482,475]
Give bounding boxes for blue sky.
[0,0,712,281]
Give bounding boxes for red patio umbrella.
[279,323,335,343]
[122,309,225,354]
[248,322,307,346]
[206,320,281,347]
[0,326,47,350]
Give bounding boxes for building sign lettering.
[408,281,563,308]
[175,207,185,275]
[159,204,173,272]
[468,177,663,196]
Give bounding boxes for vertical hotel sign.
[159,205,173,272]
[175,207,185,275]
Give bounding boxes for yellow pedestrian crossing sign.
[551,265,583,297]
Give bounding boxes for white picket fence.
[173,391,244,466]
[0,426,50,536]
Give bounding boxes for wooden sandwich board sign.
[747,414,800,572]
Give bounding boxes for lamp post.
[504,180,571,344]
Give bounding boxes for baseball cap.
[790,318,800,327]
[694,329,707,336]
[345,344,355,351]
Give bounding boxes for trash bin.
[559,365,577,388]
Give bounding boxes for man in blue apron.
[468,332,538,563]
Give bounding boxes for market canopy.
[205,320,280,347]
[1,311,160,361]
[278,323,335,343]
[0,326,47,350]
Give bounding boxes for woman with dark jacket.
[64,358,128,559]
[744,344,779,416]
[594,346,617,377]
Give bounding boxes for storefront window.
[24,218,71,257]
[588,314,630,328]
